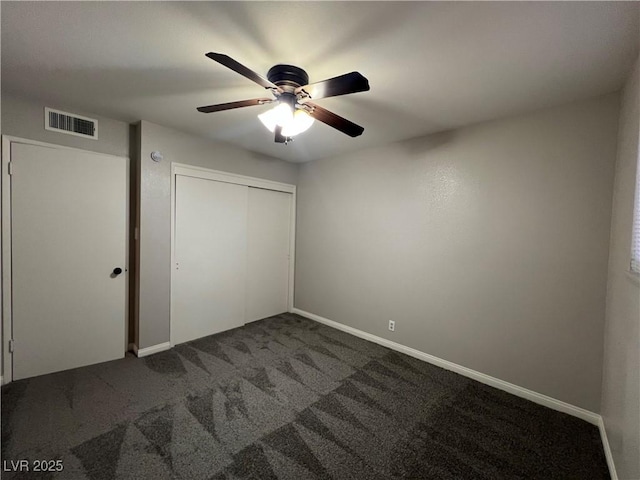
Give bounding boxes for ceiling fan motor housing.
[267,64,309,89]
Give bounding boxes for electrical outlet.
[388,320,395,332]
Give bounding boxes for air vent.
[45,107,98,139]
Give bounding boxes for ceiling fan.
[197,53,370,144]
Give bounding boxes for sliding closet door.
[172,176,248,345]
[246,187,292,322]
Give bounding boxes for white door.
[172,176,248,345]
[11,142,127,380]
[246,187,292,322]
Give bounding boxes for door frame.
[1,135,130,384]
[170,163,296,347]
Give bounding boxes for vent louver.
[44,107,98,139]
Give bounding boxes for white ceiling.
[2,2,638,163]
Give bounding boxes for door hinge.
[8,162,13,175]
[8,339,14,353]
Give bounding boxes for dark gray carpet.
[2,313,609,479]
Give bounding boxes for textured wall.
[1,93,130,157]
[295,94,620,412]
[602,57,640,480]
[136,121,298,349]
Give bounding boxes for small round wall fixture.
[150,151,163,162]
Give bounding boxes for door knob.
[112,267,123,275]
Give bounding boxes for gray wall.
[601,58,640,479]
[295,94,620,412]
[1,93,130,158]
[136,121,298,349]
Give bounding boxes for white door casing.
[9,141,128,380]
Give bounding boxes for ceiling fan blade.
[206,52,279,90]
[274,125,286,143]
[306,102,364,137]
[197,98,273,113]
[296,72,369,100]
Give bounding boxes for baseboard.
[598,417,618,480]
[292,308,600,426]
[132,341,171,358]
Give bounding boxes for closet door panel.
[173,176,248,344]
[246,187,292,322]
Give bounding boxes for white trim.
[0,376,4,386]
[169,163,296,347]
[287,191,296,312]
[598,417,618,480]
[170,164,177,347]
[2,136,14,383]
[1,135,131,384]
[173,164,295,193]
[292,308,601,425]
[132,342,171,358]
[1,136,126,158]
[123,157,131,354]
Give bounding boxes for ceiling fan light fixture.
[258,102,292,131]
[283,110,314,136]
[258,104,314,137]
[257,108,274,132]
[272,102,294,127]
[258,105,281,132]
